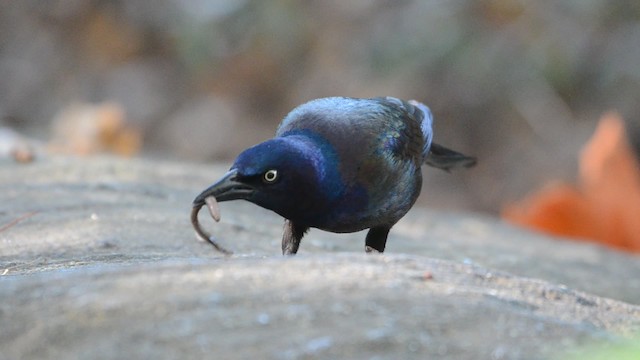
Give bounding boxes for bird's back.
[277,97,430,169]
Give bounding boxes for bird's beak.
[192,169,255,207]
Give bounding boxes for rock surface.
[1,156,639,359]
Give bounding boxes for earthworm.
[190,196,232,255]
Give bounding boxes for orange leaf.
[502,182,595,239]
[49,102,141,157]
[502,112,640,252]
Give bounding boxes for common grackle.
[193,97,476,254]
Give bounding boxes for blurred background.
[1,0,639,214]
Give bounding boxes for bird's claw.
[364,245,382,253]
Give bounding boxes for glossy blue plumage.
[195,96,475,254]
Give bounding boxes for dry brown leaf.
[49,102,141,156]
[502,113,640,252]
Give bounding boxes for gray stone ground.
[1,156,639,360]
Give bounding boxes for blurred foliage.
[1,0,639,212]
[557,337,640,360]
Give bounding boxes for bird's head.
[193,135,343,223]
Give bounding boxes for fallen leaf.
[49,102,141,156]
[502,113,640,252]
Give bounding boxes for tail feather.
[425,143,477,172]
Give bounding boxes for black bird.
[193,97,476,254]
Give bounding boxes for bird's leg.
[365,226,391,253]
[282,220,308,255]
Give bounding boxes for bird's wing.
[373,97,429,166]
[407,100,434,156]
[379,97,476,172]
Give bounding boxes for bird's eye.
[263,169,278,183]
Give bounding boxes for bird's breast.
[311,159,422,233]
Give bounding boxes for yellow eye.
[263,169,278,183]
